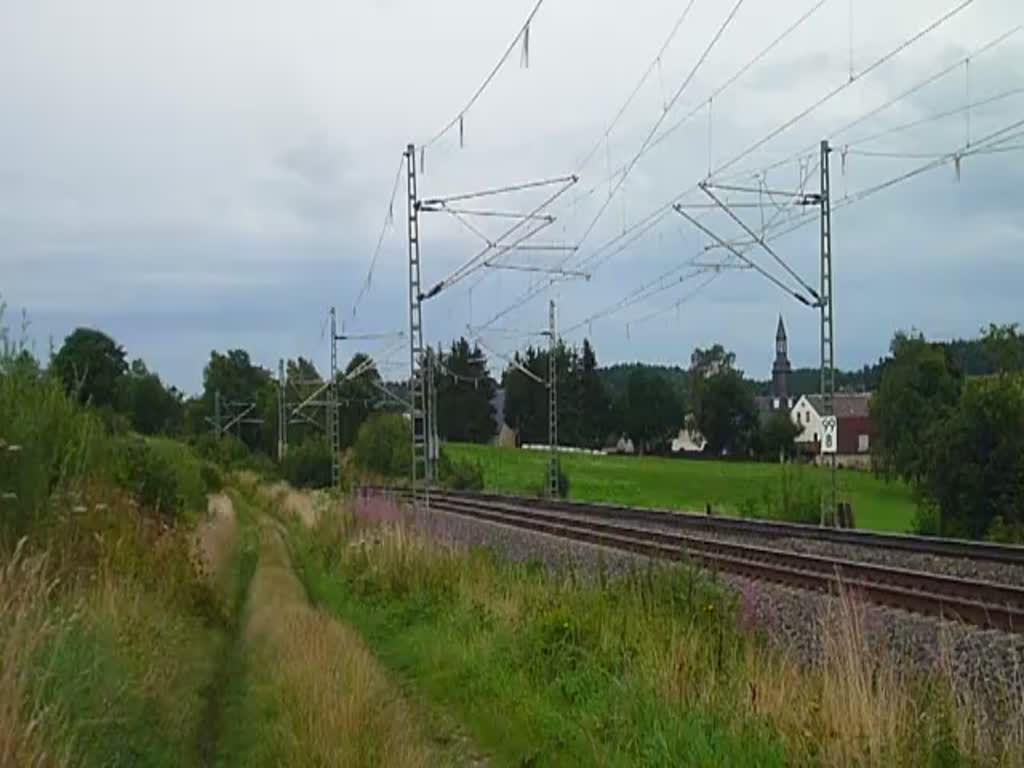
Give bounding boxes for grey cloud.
[2,0,1022,391]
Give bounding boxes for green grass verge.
[447,443,916,532]
[290,522,788,767]
[36,583,222,767]
[24,484,249,768]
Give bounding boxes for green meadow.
[446,443,917,533]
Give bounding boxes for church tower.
[771,315,791,402]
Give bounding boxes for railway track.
[383,487,1024,567]
[373,487,1024,634]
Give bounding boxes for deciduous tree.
[52,328,128,408]
[923,375,1024,538]
[118,359,184,435]
[689,345,757,456]
[622,368,683,454]
[870,331,962,484]
[758,410,801,461]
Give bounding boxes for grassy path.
[195,494,258,766]
[212,485,470,767]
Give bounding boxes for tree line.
[30,316,1024,542]
[752,333,1024,397]
[500,339,799,459]
[42,326,800,468]
[870,323,1024,541]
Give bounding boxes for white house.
[610,435,636,455]
[790,395,825,447]
[789,393,873,467]
[671,420,707,454]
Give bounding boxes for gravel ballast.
[519,502,1024,587]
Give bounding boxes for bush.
[200,461,225,494]
[282,438,334,489]
[532,461,570,498]
[438,448,484,491]
[189,432,278,478]
[114,437,207,522]
[911,500,941,537]
[756,410,801,461]
[988,516,1024,544]
[755,463,820,525]
[555,464,570,498]
[353,413,411,478]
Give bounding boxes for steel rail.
[374,487,1024,633]
[384,487,1024,567]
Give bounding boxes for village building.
[490,388,518,448]
[791,392,873,468]
[672,315,874,465]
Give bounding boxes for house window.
[858,434,870,453]
[813,432,818,443]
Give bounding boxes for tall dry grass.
[241,523,434,767]
[262,482,321,528]
[0,542,67,768]
[651,575,1024,766]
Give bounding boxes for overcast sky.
[2,0,1022,393]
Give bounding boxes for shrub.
[200,461,225,494]
[986,515,1024,544]
[113,437,207,522]
[189,432,278,478]
[116,437,176,516]
[758,463,820,525]
[282,438,334,489]
[911,500,941,537]
[353,413,411,478]
[555,465,570,498]
[438,448,484,491]
[532,462,570,498]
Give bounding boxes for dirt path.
[239,522,437,765]
[193,493,237,583]
[206,485,480,767]
[194,493,254,768]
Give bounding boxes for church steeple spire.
[772,315,791,401]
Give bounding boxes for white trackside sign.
[821,416,838,455]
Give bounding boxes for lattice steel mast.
[547,299,559,498]
[406,145,430,504]
[818,139,836,525]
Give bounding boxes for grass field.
[446,443,918,533]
